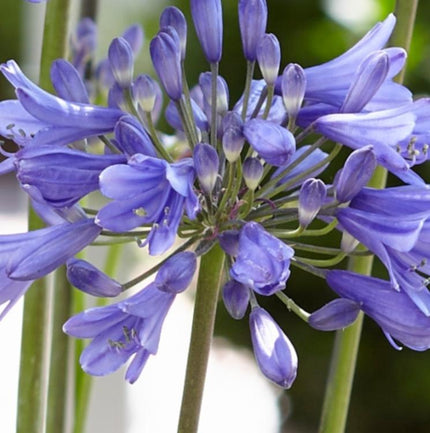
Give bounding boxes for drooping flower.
[64,252,196,383]
[327,270,430,351]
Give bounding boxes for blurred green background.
[2,0,430,432]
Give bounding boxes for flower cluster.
[2,0,430,388]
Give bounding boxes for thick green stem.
[16,209,50,433]
[318,3,418,431]
[177,244,225,433]
[46,266,72,433]
[17,2,72,433]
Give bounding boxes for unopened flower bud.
[193,143,219,194]
[341,51,389,113]
[150,30,182,101]
[66,258,122,297]
[257,33,280,86]
[154,251,197,293]
[244,118,296,166]
[243,157,263,190]
[309,299,361,331]
[335,146,377,203]
[132,74,157,113]
[108,37,134,88]
[191,0,223,63]
[239,0,268,61]
[249,307,298,388]
[122,24,144,55]
[199,72,229,114]
[281,63,306,122]
[222,280,250,319]
[222,113,244,162]
[160,6,187,60]
[298,178,326,228]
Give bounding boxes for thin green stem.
[177,244,225,433]
[318,4,418,432]
[210,62,219,148]
[262,85,274,119]
[241,61,255,120]
[276,291,310,322]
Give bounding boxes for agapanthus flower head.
[249,307,298,388]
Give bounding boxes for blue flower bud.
[121,24,144,56]
[108,37,134,88]
[298,178,327,228]
[131,74,158,113]
[243,157,263,190]
[222,122,245,162]
[281,63,306,122]
[66,258,122,297]
[114,115,157,158]
[193,143,219,194]
[243,118,296,166]
[335,146,377,203]
[191,0,223,63]
[160,6,187,60]
[154,252,197,293]
[222,280,250,319]
[50,59,89,103]
[309,299,361,331]
[238,0,268,61]
[150,30,182,101]
[340,51,389,113]
[198,72,229,114]
[249,307,298,388]
[257,33,281,86]
[218,229,240,256]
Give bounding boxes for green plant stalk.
[177,244,225,433]
[318,2,418,432]
[46,266,72,433]
[17,2,72,433]
[16,212,49,433]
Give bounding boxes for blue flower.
[327,270,430,351]
[96,154,199,255]
[230,222,294,295]
[249,307,297,388]
[15,145,126,208]
[64,252,196,383]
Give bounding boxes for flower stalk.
[177,244,225,433]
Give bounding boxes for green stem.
[16,213,50,433]
[177,244,225,433]
[17,1,71,432]
[46,266,72,433]
[318,4,418,432]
